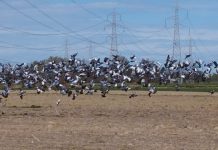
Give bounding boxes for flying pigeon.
[213,61,218,68]
[71,53,78,59]
[185,54,191,59]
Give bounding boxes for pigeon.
[185,54,191,59]
[18,89,25,100]
[209,90,215,95]
[164,55,170,67]
[130,55,136,62]
[56,99,61,105]
[0,52,215,102]
[36,87,43,94]
[101,91,106,97]
[213,61,218,68]
[129,93,137,98]
[66,89,72,97]
[104,57,110,63]
[71,53,78,59]
[72,92,77,100]
[148,84,157,97]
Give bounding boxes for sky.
[0,0,218,63]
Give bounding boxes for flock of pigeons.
[0,53,217,105]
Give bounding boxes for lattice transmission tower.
[107,9,121,56]
[65,39,69,59]
[88,42,93,59]
[172,0,181,61]
[188,27,193,60]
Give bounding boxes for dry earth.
[0,91,218,150]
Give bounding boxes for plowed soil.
[0,91,218,150]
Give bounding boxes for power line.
[118,37,155,45]
[122,27,152,52]
[71,0,105,21]
[0,40,62,51]
[23,0,110,49]
[24,0,75,32]
[0,0,60,32]
[186,12,213,59]
[0,58,22,64]
[120,23,163,35]
[0,21,106,37]
[1,0,110,50]
[0,25,64,36]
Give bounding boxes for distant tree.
[210,74,218,82]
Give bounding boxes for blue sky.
[0,0,218,63]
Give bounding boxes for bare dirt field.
[0,91,218,150]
